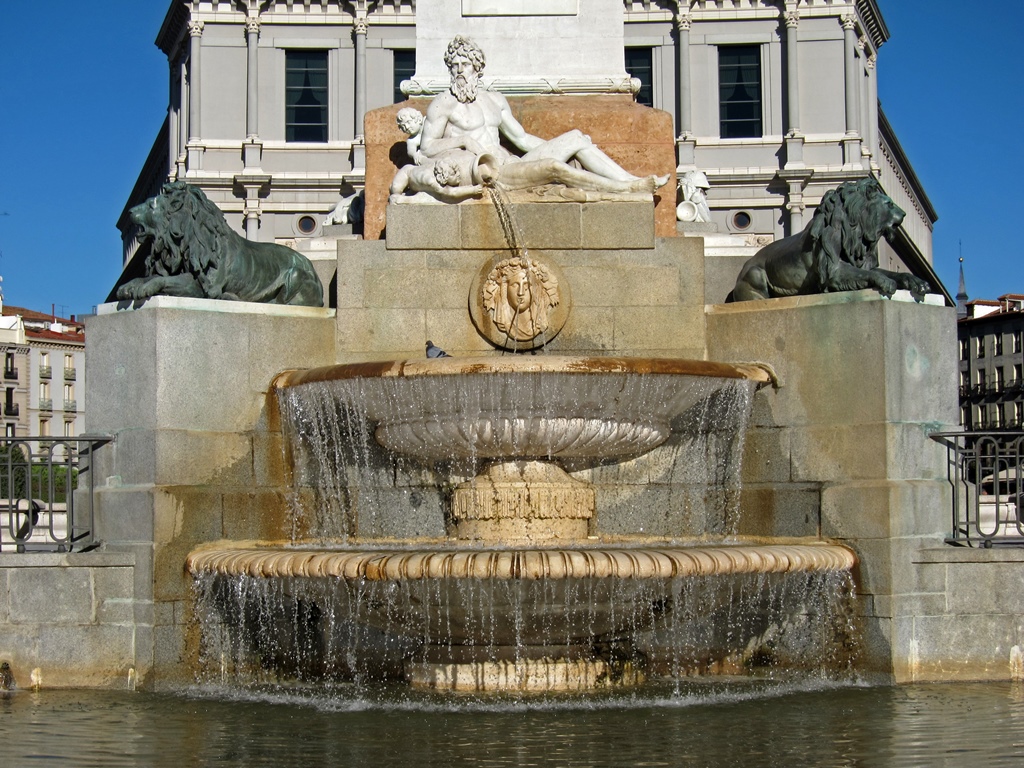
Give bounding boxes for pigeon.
[425,340,450,358]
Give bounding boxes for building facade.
[958,295,1024,433]
[0,304,86,443]
[119,0,940,296]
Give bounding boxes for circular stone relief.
[469,254,571,352]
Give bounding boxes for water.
[4,682,1024,766]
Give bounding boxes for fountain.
[61,0,960,697]
[187,354,855,691]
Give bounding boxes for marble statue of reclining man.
[390,36,669,204]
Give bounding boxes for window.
[39,418,49,437]
[393,49,415,103]
[719,45,762,138]
[286,50,329,142]
[40,352,49,367]
[1013,332,1022,354]
[959,339,969,359]
[64,420,74,438]
[40,381,49,400]
[976,337,985,358]
[5,424,14,437]
[64,383,73,402]
[995,334,1004,356]
[625,48,654,108]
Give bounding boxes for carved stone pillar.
[177,55,188,179]
[354,15,368,139]
[865,52,879,167]
[245,17,260,138]
[840,15,862,166]
[168,56,179,178]
[243,16,264,172]
[783,6,805,169]
[186,20,205,171]
[675,11,696,168]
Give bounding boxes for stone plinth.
[0,552,137,689]
[707,290,959,681]
[364,96,677,240]
[83,297,336,688]
[335,231,706,362]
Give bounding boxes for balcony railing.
[38,398,52,411]
[4,403,19,417]
[4,367,17,381]
[64,399,77,413]
[39,365,51,379]
[930,430,1024,547]
[0,435,113,553]
[64,367,76,381]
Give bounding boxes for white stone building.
[0,303,86,443]
[119,0,942,299]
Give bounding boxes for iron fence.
[0,436,112,553]
[930,430,1024,547]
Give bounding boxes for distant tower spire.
[956,244,969,320]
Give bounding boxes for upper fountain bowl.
[273,356,775,464]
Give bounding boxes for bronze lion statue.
[728,178,930,303]
[116,182,324,307]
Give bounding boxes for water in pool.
[3,680,1024,766]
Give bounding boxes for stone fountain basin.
[188,541,854,647]
[273,356,774,462]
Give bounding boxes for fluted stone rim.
[187,543,856,581]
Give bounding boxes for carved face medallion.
[470,254,571,351]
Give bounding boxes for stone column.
[675,11,696,168]
[841,14,862,166]
[865,50,879,167]
[783,6,805,170]
[177,56,188,179]
[354,15,368,139]
[186,20,205,171]
[245,17,260,139]
[242,16,264,176]
[168,56,179,177]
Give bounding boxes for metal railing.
[38,398,52,411]
[930,430,1024,547]
[0,436,112,553]
[64,367,76,381]
[39,365,51,379]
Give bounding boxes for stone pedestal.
[364,96,677,240]
[83,297,336,687]
[707,290,959,681]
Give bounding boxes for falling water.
[274,369,756,542]
[187,363,859,693]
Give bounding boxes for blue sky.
[0,1,1019,319]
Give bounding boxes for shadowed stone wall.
[81,298,336,687]
[707,290,965,682]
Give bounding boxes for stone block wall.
[0,553,137,688]
[707,290,961,681]
[81,297,337,687]
[338,203,706,361]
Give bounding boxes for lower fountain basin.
[188,541,855,647]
